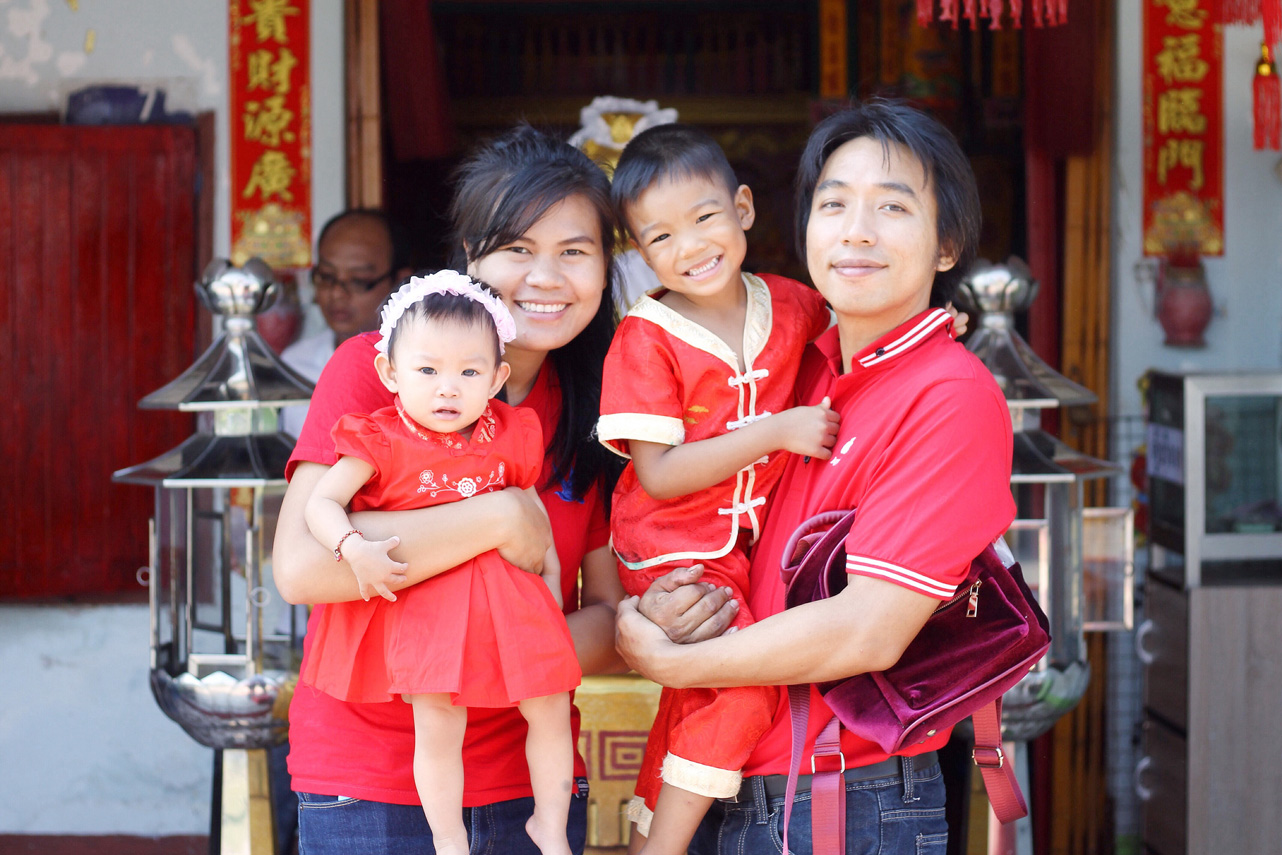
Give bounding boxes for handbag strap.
[785,693,1030,855]
[784,685,846,855]
[811,715,846,854]
[971,698,1028,824]
[783,683,807,855]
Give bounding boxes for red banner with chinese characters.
[1143,0,1224,257]
[229,0,312,268]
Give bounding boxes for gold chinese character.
[244,0,299,45]
[1157,138,1205,190]
[242,150,296,201]
[1157,88,1206,135]
[243,95,296,147]
[1155,35,1208,84]
[1155,0,1207,30]
[246,47,298,94]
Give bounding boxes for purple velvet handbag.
[777,509,1051,853]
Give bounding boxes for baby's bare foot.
[525,814,573,855]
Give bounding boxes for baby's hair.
[385,278,505,366]
[610,124,740,233]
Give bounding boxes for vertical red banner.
[229,0,313,268]
[1142,0,1224,256]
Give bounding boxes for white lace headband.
[375,270,517,356]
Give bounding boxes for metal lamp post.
[959,258,1134,855]
[113,258,314,855]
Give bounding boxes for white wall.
[1112,5,1282,420]
[0,0,344,836]
[0,605,212,834]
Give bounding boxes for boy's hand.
[343,535,409,602]
[772,397,840,459]
[945,302,970,337]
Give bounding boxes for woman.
[273,125,725,854]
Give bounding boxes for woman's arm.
[616,573,938,688]
[567,544,628,675]
[274,461,553,605]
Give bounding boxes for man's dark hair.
[794,99,981,308]
[316,208,411,273]
[447,123,622,505]
[610,124,739,233]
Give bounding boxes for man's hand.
[636,564,738,643]
[615,595,685,685]
[343,535,409,602]
[770,398,840,460]
[494,487,554,573]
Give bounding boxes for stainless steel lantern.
[960,257,1133,742]
[113,258,314,854]
[959,258,1135,851]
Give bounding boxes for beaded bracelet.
[333,529,363,562]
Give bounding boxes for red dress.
[598,273,830,815]
[301,400,582,707]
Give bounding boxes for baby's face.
[625,174,755,306]
[382,316,506,435]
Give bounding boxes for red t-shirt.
[286,332,610,806]
[741,308,1016,776]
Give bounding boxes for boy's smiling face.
[624,173,755,306]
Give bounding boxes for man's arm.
[274,461,553,605]
[616,572,938,688]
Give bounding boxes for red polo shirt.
[285,332,609,806]
[742,308,1016,776]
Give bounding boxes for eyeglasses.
[310,267,395,297]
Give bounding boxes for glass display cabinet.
[1137,370,1282,855]
[1146,370,1282,588]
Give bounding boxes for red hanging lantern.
[914,0,1066,28]
[1256,42,1282,150]
[1223,0,1282,46]
[1267,0,1282,47]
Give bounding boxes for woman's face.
[466,194,608,358]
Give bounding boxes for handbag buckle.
[971,746,1005,769]
[811,751,846,775]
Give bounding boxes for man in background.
[281,209,411,436]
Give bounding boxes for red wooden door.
[0,125,198,598]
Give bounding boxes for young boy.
[597,124,839,855]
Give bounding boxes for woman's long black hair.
[448,124,623,506]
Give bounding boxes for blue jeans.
[688,758,948,855]
[297,779,589,855]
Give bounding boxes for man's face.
[312,216,397,342]
[804,136,955,350]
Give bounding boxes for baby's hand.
[772,398,840,459]
[343,535,408,602]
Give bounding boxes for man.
[280,209,411,436]
[617,100,1016,854]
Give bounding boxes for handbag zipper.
[966,579,983,618]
